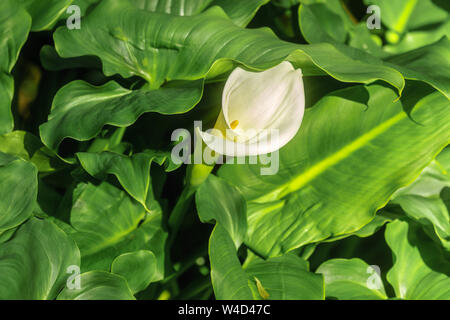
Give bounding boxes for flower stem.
[167,162,216,245]
[168,132,219,245]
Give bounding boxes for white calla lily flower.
[199,61,305,157]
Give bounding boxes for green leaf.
[73,0,269,27]
[40,45,101,71]
[0,75,14,135]
[111,250,157,294]
[386,219,450,299]
[298,2,350,44]
[39,80,203,159]
[317,258,387,300]
[135,0,269,27]
[197,176,253,299]
[77,150,176,211]
[66,182,167,280]
[208,0,270,27]
[209,225,254,300]
[53,0,405,93]
[196,175,247,247]
[394,196,450,251]
[0,218,80,299]
[0,131,62,173]
[392,148,450,250]
[383,20,450,54]
[364,0,449,52]
[198,176,323,300]
[57,271,135,300]
[394,148,450,198]
[323,214,392,243]
[298,1,450,96]
[384,37,450,99]
[245,254,324,300]
[19,0,73,31]
[0,152,37,233]
[219,83,450,258]
[0,0,31,134]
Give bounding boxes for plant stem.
[167,183,196,246]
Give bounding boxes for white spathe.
[199,61,305,157]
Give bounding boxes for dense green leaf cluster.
[0,0,448,300]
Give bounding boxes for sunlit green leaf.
[219,83,450,258]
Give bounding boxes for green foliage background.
[0,0,449,300]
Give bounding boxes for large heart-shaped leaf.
[219,83,450,258]
[53,0,405,92]
[0,0,31,134]
[385,219,450,299]
[0,152,38,233]
[65,181,167,280]
[0,218,80,300]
